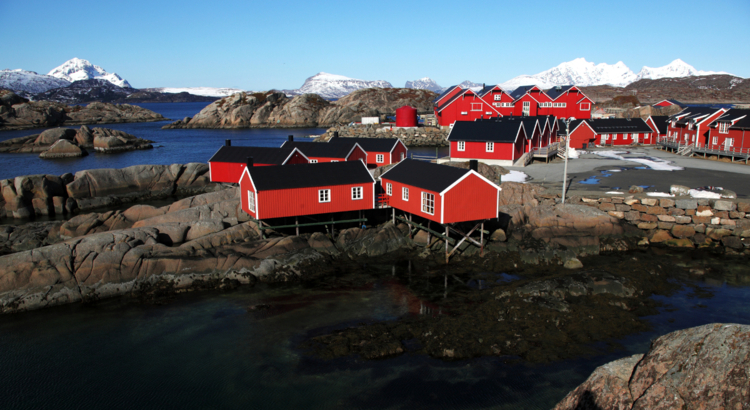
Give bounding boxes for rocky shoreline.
[316,124,449,147]
[0,126,154,158]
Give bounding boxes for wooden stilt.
[480,222,484,257]
[295,216,299,236]
[331,218,335,239]
[392,208,395,224]
[447,223,482,258]
[408,214,413,239]
[445,226,449,264]
[259,220,265,240]
[427,221,431,248]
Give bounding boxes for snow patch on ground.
[606,191,624,195]
[592,151,683,171]
[567,147,580,159]
[501,171,529,183]
[688,189,722,199]
[647,192,674,197]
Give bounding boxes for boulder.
[39,139,87,159]
[670,185,690,196]
[336,222,411,258]
[34,128,77,145]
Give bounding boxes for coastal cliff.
[162,88,436,129]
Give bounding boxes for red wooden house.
[240,161,376,220]
[706,109,750,152]
[565,118,654,149]
[509,85,549,117]
[479,85,515,116]
[666,107,727,147]
[208,145,308,183]
[328,135,408,168]
[645,116,669,144]
[540,115,559,146]
[445,118,529,165]
[379,159,500,224]
[544,85,593,119]
[281,137,367,163]
[433,88,502,127]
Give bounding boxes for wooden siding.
[450,140,520,161]
[382,180,443,224]
[442,173,498,223]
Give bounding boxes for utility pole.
[562,117,572,204]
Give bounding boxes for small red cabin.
[281,138,367,164]
[240,161,376,220]
[208,145,308,183]
[396,106,418,127]
[565,118,654,148]
[666,107,727,147]
[446,118,529,165]
[328,135,408,168]
[379,159,500,224]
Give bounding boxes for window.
[400,153,405,160]
[613,134,618,140]
[247,191,255,213]
[539,102,552,108]
[309,159,318,163]
[402,187,409,201]
[493,102,512,107]
[719,122,729,133]
[471,103,482,111]
[671,120,676,128]
[457,141,465,151]
[318,189,330,203]
[421,192,435,215]
[688,122,693,130]
[351,186,362,200]
[602,134,609,141]
[494,94,501,101]
[552,102,567,108]
[386,182,392,196]
[712,136,718,145]
[580,103,590,111]
[486,142,494,152]
[376,154,384,163]
[485,112,492,116]
[632,133,639,141]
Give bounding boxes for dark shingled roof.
[509,85,539,101]
[670,107,723,125]
[544,85,574,100]
[436,88,475,111]
[380,159,470,193]
[248,161,374,191]
[709,109,750,130]
[281,140,360,159]
[585,118,654,134]
[434,85,461,104]
[649,116,670,134]
[209,146,301,165]
[328,136,401,152]
[447,118,526,143]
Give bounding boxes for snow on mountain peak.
[405,77,445,93]
[48,58,132,88]
[288,72,393,99]
[0,68,71,95]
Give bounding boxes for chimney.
[470,159,478,172]
[225,139,231,146]
[246,157,253,168]
[333,131,339,139]
[288,135,293,142]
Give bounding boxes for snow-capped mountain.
[149,87,247,98]
[285,72,392,99]
[0,69,70,95]
[457,80,484,91]
[498,58,732,91]
[635,59,729,81]
[48,58,131,88]
[405,77,445,93]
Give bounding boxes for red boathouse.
[328,135,408,168]
[281,137,367,164]
[208,144,309,183]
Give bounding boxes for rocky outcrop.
[0,125,152,158]
[39,139,88,158]
[163,88,436,129]
[554,323,750,410]
[0,163,217,219]
[0,90,166,130]
[317,124,449,147]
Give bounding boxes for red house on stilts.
[240,161,376,221]
[208,143,309,183]
[444,118,529,166]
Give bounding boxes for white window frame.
[402,187,409,201]
[376,154,384,163]
[471,103,482,111]
[460,111,468,115]
[351,186,362,200]
[318,189,330,203]
[400,152,405,160]
[632,133,639,141]
[494,94,502,101]
[613,134,618,141]
[725,138,734,148]
[331,160,339,162]
[580,103,590,111]
[386,182,392,196]
[719,122,729,133]
[421,192,435,215]
[486,142,494,152]
[457,141,465,151]
[485,111,492,116]
[247,191,255,213]
[712,136,718,145]
[602,134,609,141]
[309,159,318,163]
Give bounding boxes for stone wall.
[318,124,449,147]
[575,195,749,249]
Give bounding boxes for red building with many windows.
[665,107,727,147]
[239,161,375,221]
[706,109,750,152]
[379,159,500,224]
[281,138,367,163]
[544,85,593,119]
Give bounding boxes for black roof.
[509,85,540,100]
[436,88,473,111]
[447,118,526,143]
[434,85,461,104]
[708,109,750,129]
[584,118,654,134]
[328,136,401,152]
[248,161,374,191]
[208,146,301,165]
[545,85,574,100]
[379,159,471,193]
[649,116,670,134]
[669,107,723,125]
[281,140,360,159]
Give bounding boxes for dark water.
[0,102,448,180]
[1,258,748,410]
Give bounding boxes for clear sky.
[1,0,748,90]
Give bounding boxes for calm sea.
[0,102,448,181]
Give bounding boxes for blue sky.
[1,0,748,90]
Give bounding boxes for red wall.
[450,140,520,161]
[392,142,408,163]
[241,172,374,220]
[381,180,443,224]
[442,173,498,223]
[568,124,596,149]
[308,145,367,163]
[512,94,539,117]
[436,93,501,126]
[707,128,750,151]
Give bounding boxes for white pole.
[562,119,571,205]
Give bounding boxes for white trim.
[440,193,445,224]
[457,141,465,151]
[486,141,494,152]
[421,191,435,215]
[376,154,384,163]
[580,102,590,111]
[319,189,331,203]
[386,182,392,196]
[309,159,318,163]
[281,147,310,165]
[240,167,260,219]
[247,190,255,213]
[208,161,213,182]
[402,187,409,201]
[351,186,363,200]
[439,169,501,196]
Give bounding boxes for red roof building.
[645,116,670,144]
[208,145,309,183]
[240,161,376,220]
[379,159,500,224]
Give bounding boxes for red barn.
[379,159,500,224]
[706,109,750,152]
[565,118,654,148]
[281,138,367,163]
[328,135,408,168]
[666,107,727,147]
[240,161,376,220]
[445,118,529,166]
[208,145,309,183]
[544,85,592,119]
[434,88,502,127]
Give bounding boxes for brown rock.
[671,225,695,238]
[737,202,750,213]
[646,206,666,215]
[34,128,76,145]
[599,203,616,212]
[649,230,672,243]
[668,207,685,216]
[659,198,675,208]
[692,216,711,225]
[656,215,675,222]
[637,222,657,230]
[632,204,648,212]
[640,198,658,206]
[640,214,657,222]
[674,216,691,224]
[39,139,88,159]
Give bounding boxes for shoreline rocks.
[0,126,153,158]
[317,124,449,147]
